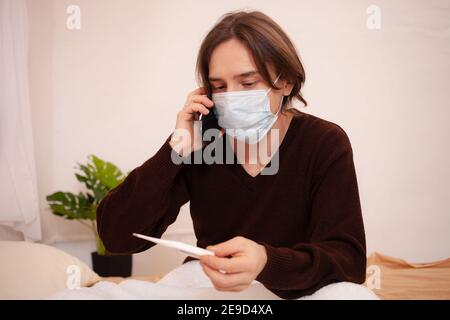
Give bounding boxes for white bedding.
[48,260,378,300]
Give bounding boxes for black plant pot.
[91,251,132,277]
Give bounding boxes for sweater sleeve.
[255,125,366,299]
[96,137,190,254]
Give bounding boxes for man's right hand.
[169,87,214,156]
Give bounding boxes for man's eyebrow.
[208,70,259,82]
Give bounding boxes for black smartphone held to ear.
[200,93,219,140]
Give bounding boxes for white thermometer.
[132,233,215,258]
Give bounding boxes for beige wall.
[25,0,449,269]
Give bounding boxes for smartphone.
[200,93,220,139]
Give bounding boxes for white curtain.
[0,0,41,241]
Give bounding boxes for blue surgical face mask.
[212,73,284,144]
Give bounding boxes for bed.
[0,241,448,300]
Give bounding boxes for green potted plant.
[46,154,132,277]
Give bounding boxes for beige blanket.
[367,252,450,300]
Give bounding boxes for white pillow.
[0,241,101,299]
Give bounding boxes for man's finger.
[207,236,246,257]
[221,284,249,292]
[200,255,247,274]
[188,87,206,98]
[200,263,249,289]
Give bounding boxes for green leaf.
[90,154,125,189]
[74,154,126,203]
[46,191,96,221]
[75,173,88,183]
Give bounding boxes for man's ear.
[281,79,294,96]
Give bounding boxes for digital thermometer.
[132,233,215,259]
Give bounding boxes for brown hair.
[196,10,307,112]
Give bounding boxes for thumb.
[207,237,244,257]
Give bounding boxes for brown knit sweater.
[96,111,366,299]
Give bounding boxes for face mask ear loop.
[266,73,282,94]
[267,73,283,115]
[273,73,282,86]
[275,95,284,117]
